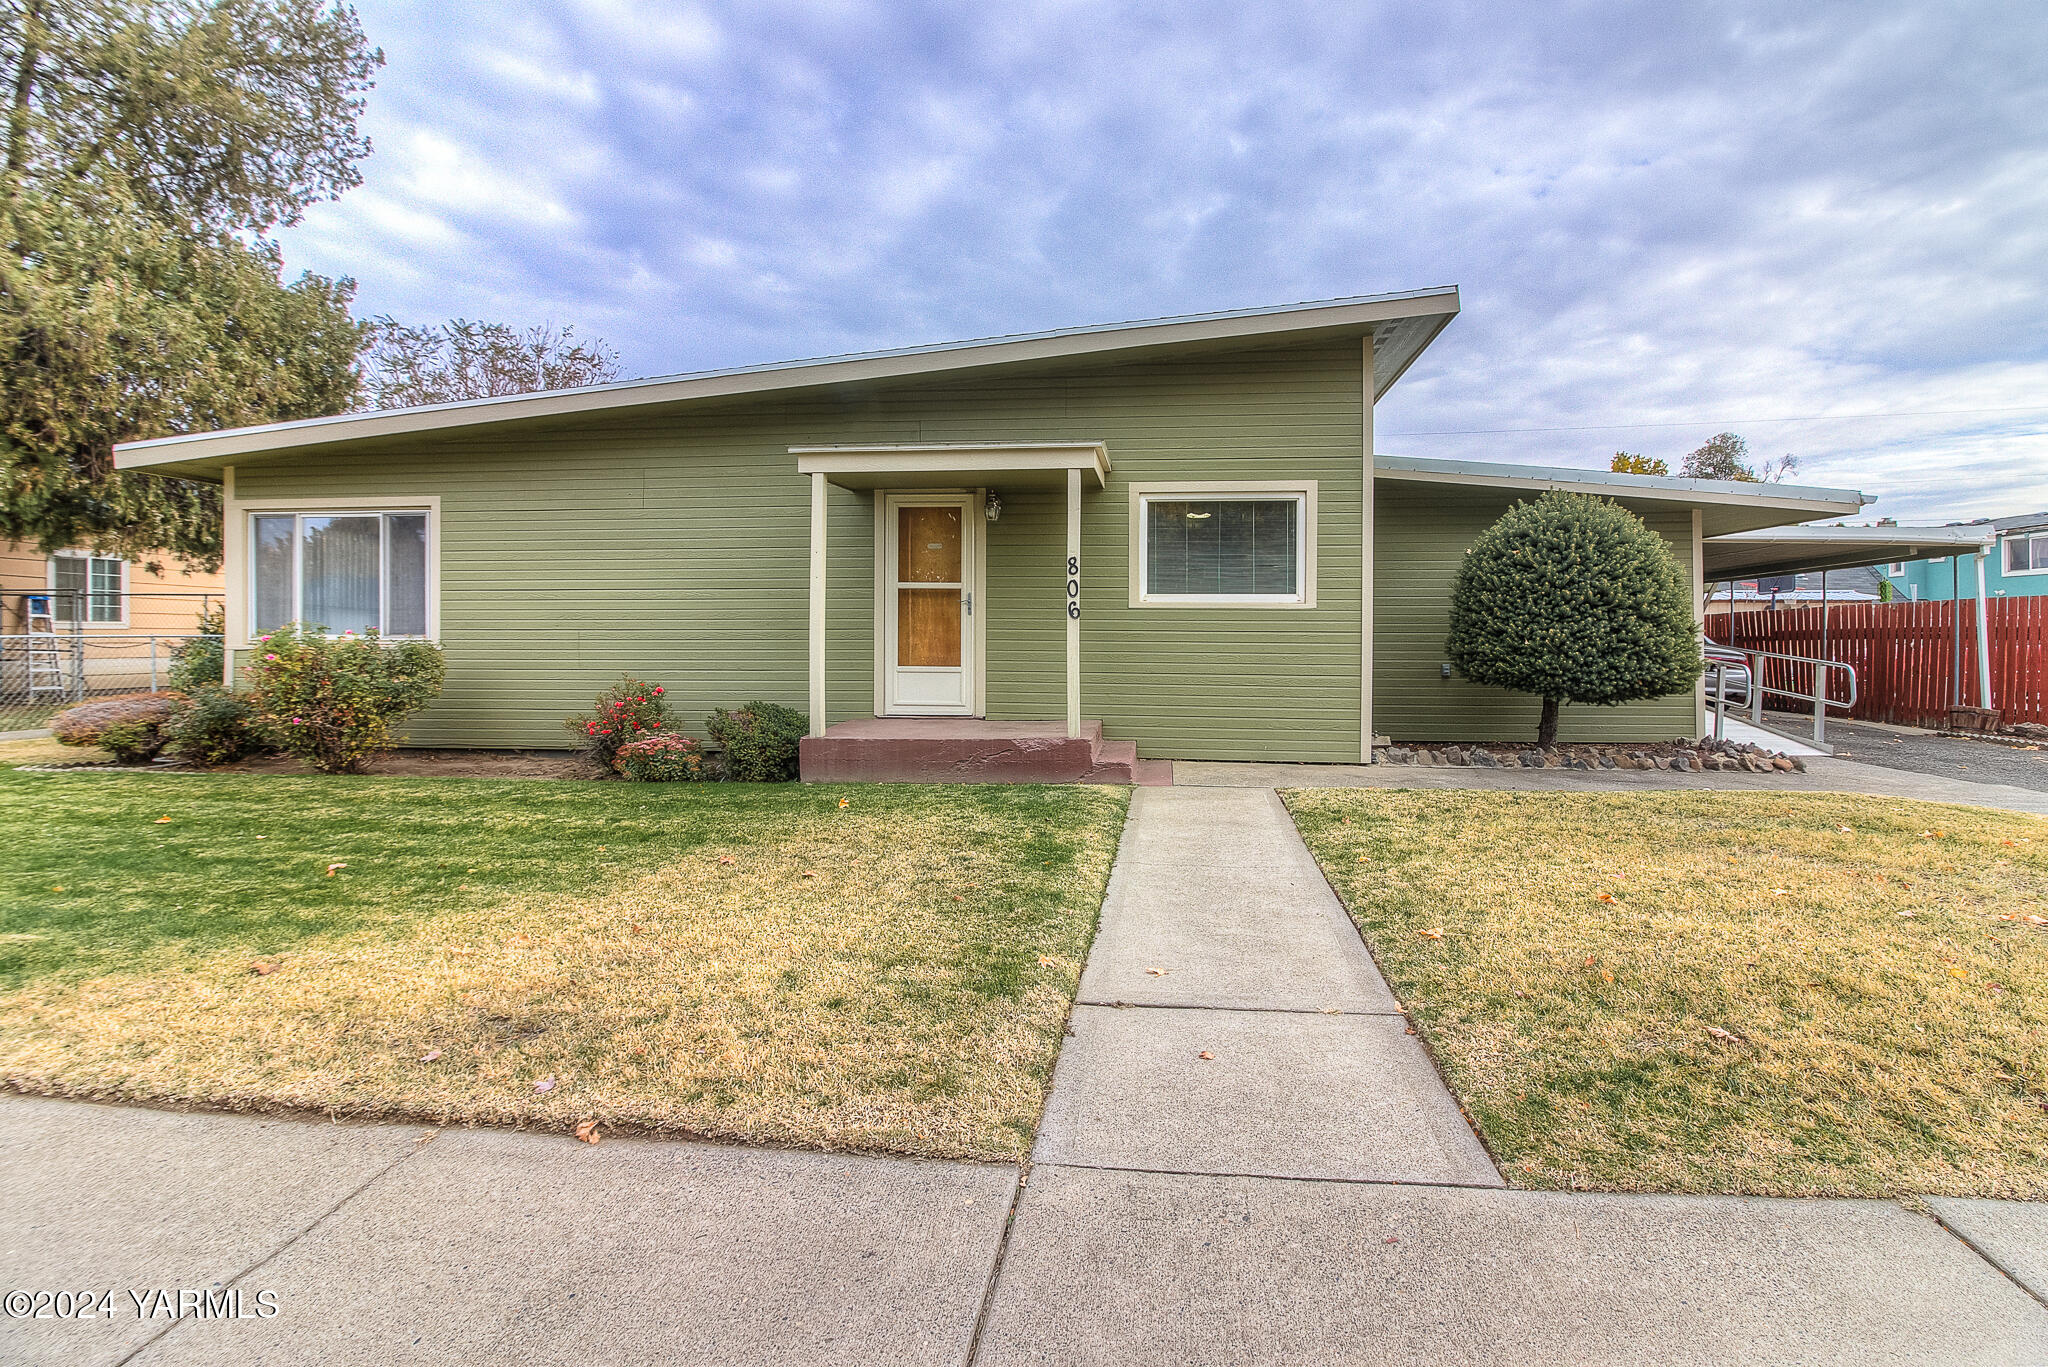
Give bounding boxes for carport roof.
[1373,455,1868,537]
[1702,525,1996,580]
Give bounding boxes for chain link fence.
[2,589,221,732]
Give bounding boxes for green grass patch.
[1285,789,2048,1198]
[0,768,1127,1160]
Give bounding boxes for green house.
[113,290,1867,780]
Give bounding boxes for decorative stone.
[1445,748,1467,767]
[1670,755,1692,772]
[1519,751,1543,767]
[1568,757,1593,770]
[1469,749,1501,768]
[1383,747,1414,764]
[1773,756,1796,772]
[1415,748,1435,765]
[1597,754,1617,769]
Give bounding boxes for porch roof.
[793,442,1110,490]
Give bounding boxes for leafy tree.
[1610,451,1669,476]
[1677,433,1799,484]
[0,0,382,568]
[1446,491,1701,747]
[362,317,622,410]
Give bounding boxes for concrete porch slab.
[975,1165,2048,1367]
[1928,1198,2048,1304]
[0,1095,428,1367]
[132,1126,1018,1367]
[1032,1004,1500,1186]
[1077,787,1399,1013]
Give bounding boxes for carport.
[1703,523,2000,712]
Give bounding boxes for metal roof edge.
[1373,453,1866,513]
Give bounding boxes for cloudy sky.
[275,0,2048,522]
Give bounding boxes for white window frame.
[1885,562,1905,576]
[47,550,127,627]
[2003,532,2048,578]
[230,496,439,647]
[1127,480,1317,608]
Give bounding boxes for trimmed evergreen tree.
[1446,491,1702,747]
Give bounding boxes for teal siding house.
[1878,513,2048,602]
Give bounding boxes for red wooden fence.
[1707,598,2048,728]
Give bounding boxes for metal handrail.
[1713,649,1857,748]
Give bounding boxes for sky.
[273,0,2048,523]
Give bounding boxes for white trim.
[115,288,1461,475]
[1066,467,1082,739]
[229,495,442,648]
[808,472,827,736]
[1691,508,1706,738]
[1127,481,1317,608]
[878,492,982,717]
[2003,531,2048,577]
[46,550,128,628]
[795,442,1110,490]
[1360,335,1375,762]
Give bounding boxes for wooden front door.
[884,493,977,714]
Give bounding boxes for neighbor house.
[111,290,1870,779]
[1877,512,2048,602]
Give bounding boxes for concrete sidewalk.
[1174,754,2048,816]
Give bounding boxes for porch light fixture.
[984,491,1002,522]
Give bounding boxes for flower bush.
[164,686,268,767]
[51,693,176,764]
[242,625,448,774]
[614,732,708,782]
[706,700,808,782]
[565,676,672,771]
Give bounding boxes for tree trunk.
[1538,697,1560,748]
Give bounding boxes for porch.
[799,717,1174,785]
[797,442,1130,783]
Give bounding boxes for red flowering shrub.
[565,675,673,771]
[614,733,707,782]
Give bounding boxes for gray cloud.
[277,0,2048,521]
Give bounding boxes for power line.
[1381,404,2048,438]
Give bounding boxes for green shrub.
[167,608,226,692]
[614,732,708,782]
[243,625,448,773]
[164,686,268,767]
[1446,490,1700,746]
[51,693,176,763]
[565,676,673,771]
[706,700,807,782]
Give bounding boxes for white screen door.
[884,493,978,714]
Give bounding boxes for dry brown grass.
[1286,789,2048,1198]
[0,773,1126,1160]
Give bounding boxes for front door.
[884,493,978,715]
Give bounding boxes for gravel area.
[1768,712,2048,793]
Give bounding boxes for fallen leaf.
[1417,928,1444,940]
[1036,954,1059,967]
[534,1076,557,1093]
[1949,965,1969,979]
[716,855,735,866]
[1383,1236,1398,1245]
[1596,892,1616,904]
[1837,826,1853,834]
[1705,1026,1748,1045]
[249,962,275,976]
[801,870,816,878]
[574,1119,600,1145]
[50,886,62,893]
[1145,966,1170,976]
[153,816,172,824]
[325,862,347,877]
[837,797,850,809]
[1770,889,1791,897]
[1197,1050,1216,1061]
[419,1049,442,1062]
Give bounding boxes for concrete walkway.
[8,782,2048,1365]
[1174,753,2048,816]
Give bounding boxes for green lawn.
[1286,789,2048,1199]
[0,765,1127,1160]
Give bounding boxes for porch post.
[808,472,826,737]
[1065,466,1081,739]
[1974,550,1994,709]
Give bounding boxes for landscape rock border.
[1373,738,1804,774]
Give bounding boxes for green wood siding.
[1372,482,1702,743]
[233,338,1367,761]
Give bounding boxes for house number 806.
[1066,557,1080,619]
